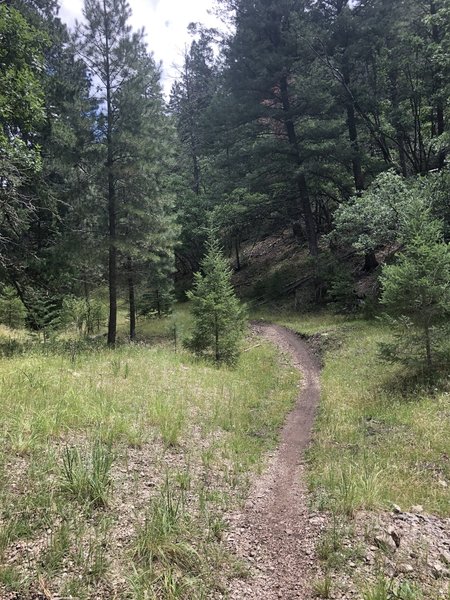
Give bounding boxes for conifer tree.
[187,233,246,365]
[380,208,450,370]
[76,0,145,346]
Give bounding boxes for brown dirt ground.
[225,323,324,599]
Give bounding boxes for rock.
[438,479,448,488]
[411,505,424,513]
[429,562,443,578]
[374,534,397,553]
[439,550,450,565]
[398,563,414,574]
[387,526,401,548]
[392,503,402,514]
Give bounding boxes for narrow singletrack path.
[226,323,323,599]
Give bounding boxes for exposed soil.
[225,323,324,599]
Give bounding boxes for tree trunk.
[364,251,379,272]
[346,101,365,191]
[127,257,136,341]
[214,312,219,362]
[424,324,432,370]
[156,288,161,318]
[103,0,117,347]
[279,74,318,257]
[342,67,379,272]
[235,237,241,271]
[83,276,92,335]
[430,0,446,169]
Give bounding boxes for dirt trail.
[226,323,323,599]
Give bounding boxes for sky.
[58,0,221,94]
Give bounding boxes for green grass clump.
[61,441,114,508]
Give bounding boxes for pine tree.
[114,51,177,340]
[187,233,246,365]
[380,208,450,370]
[76,0,145,346]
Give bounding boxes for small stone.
[387,526,401,548]
[392,503,402,514]
[439,550,450,565]
[398,563,414,574]
[374,534,396,552]
[438,479,448,488]
[429,562,443,578]
[411,505,424,513]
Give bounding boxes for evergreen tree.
[76,0,146,346]
[380,207,450,370]
[187,233,247,365]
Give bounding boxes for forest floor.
[226,323,322,599]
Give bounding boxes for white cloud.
[58,0,221,94]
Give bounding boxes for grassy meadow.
[0,308,298,599]
[1,301,449,599]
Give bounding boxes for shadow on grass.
[379,367,449,401]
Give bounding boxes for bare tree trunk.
[103,1,117,347]
[424,324,432,371]
[279,74,318,257]
[83,276,92,335]
[235,237,241,271]
[214,312,219,362]
[127,257,136,341]
[346,101,365,191]
[431,0,446,169]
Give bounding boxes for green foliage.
[187,234,247,365]
[61,442,114,508]
[332,171,417,255]
[380,209,450,370]
[25,290,61,340]
[363,578,424,600]
[0,287,26,329]
[0,4,47,267]
[62,296,106,336]
[327,266,357,313]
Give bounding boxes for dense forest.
[1,0,449,362]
